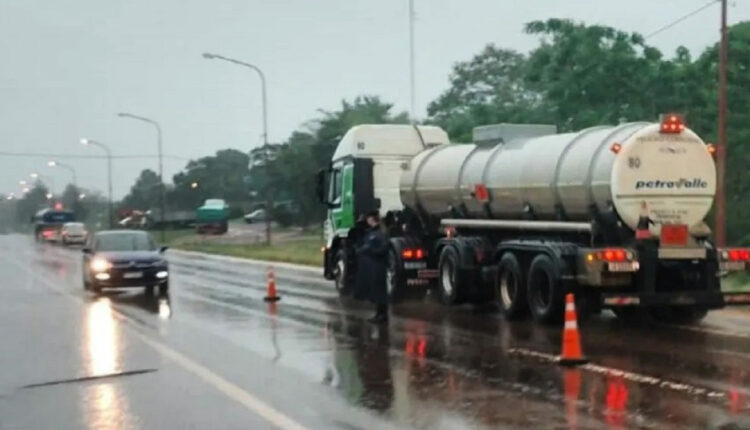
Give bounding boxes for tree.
[15,184,49,226]
[523,19,670,130]
[121,169,163,211]
[690,22,750,242]
[427,45,548,141]
[170,149,251,210]
[250,95,409,227]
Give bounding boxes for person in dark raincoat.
[355,211,389,323]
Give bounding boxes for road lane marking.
[508,348,727,399]
[4,254,312,430]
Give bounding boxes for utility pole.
[408,0,416,121]
[716,0,728,247]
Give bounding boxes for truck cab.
[318,125,450,294]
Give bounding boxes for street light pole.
[47,160,77,187]
[117,112,165,242]
[202,53,269,146]
[203,52,272,245]
[716,0,728,247]
[81,138,113,228]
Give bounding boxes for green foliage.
[427,45,548,141]
[428,19,750,243]
[170,149,250,210]
[248,95,409,226]
[120,169,163,211]
[14,184,49,225]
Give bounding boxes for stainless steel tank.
[400,122,717,231]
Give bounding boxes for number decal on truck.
[628,157,641,169]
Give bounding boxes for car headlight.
[90,258,111,272]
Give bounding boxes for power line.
[645,0,720,40]
[0,152,190,161]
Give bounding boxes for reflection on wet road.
[1,235,750,429]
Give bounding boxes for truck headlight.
[90,258,111,272]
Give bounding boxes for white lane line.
[3,254,312,430]
[508,348,726,399]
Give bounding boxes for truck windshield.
[95,233,155,252]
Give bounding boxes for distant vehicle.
[82,230,169,295]
[196,199,229,234]
[61,222,87,246]
[243,209,267,224]
[147,208,195,229]
[32,208,75,242]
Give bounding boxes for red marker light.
[707,143,716,156]
[610,143,622,154]
[604,250,615,261]
[402,249,414,259]
[741,249,750,261]
[660,113,685,134]
[415,248,424,259]
[729,249,741,261]
[614,249,626,262]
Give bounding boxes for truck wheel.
[526,254,564,324]
[333,249,352,296]
[438,246,461,305]
[387,249,407,302]
[497,252,527,320]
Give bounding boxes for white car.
[243,209,268,224]
[61,222,87,246]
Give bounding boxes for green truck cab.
[316,125,450,296]
[195,199,230,234]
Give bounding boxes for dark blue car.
[83,230,169,295]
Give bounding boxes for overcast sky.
[1,0,748,199]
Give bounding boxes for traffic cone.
[264,266,281,302]
[558,293,587,366]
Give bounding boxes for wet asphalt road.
[1,235,750,429]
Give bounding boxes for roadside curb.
[168,248,321,274]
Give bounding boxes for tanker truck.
[317,117,750,324]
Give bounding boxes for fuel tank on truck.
[399,121,716,234]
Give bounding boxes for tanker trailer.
[318,117,750,324]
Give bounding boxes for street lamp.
[191,182,198,189]
[117,112,165,241]
[18,180,26,186]
[203,52,271,244]
[81,138,113,228]
[45,193,53,200]
[48,160,77,186]
[79,193,86,200]
[202,52,269,146]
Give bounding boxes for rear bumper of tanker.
[602,291,750,308]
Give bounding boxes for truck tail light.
[587,248,633,262]
[660,113,686,134]
[402,248,425,260]
[721,248,750,261]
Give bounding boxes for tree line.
[111,19,750,241]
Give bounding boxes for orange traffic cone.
[264,266,281,302]
[558,293,587,366]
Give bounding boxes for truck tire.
[386,249,407,302]
[526,254,565,324]
[438,246,461,305]
[497,252,527,320]
[333,249,352,296]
